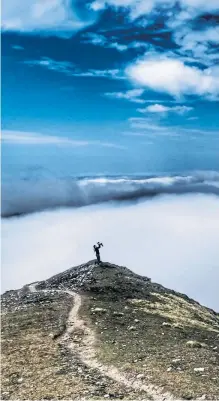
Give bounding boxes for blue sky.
[1,0,219,176]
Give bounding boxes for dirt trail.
[28,284,173,401]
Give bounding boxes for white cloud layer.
[174,26,219,67]
[176,26,219,52]
[2,0,97,36]
[89,0,219,88]
[126,57,219,98]
[91,0,219,20]
[2,195,219,310]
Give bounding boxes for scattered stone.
[113,311,124,316]
[173,323,183,329]
[128,326,136,331]
[136,373,144,379]
[194,368,205,373]
[162,322,172,327]
[186,340,206,348]
[2,392,10,398]
[17,378,23,384]
[172,358,181,364]
[167,367,172,372]
[91,308,107,314]
[213,346,218,351]
[182,394,193,400]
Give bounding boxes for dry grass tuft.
[130,293,219,333]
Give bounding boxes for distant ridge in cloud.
[2,172,219,217]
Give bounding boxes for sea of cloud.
[1,193,219,311]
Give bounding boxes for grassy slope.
[81,291,219,400]
[1,289,148,400]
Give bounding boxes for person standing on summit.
[93,242,103,264]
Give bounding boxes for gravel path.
[28,284,174,401]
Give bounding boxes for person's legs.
[97,253,101,264]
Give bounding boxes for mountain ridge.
[1,261,219,400]
[32,260,216,310]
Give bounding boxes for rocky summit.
[1,261,219,400]
[36,260,163,298]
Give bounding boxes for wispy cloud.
[140,99,177,104]
[123,131,153,137]
[25,58,75,75]
[11,45,24,51]
[82,32,128,52]
[128,117,168,132]
[138,103,193,115]
[24,57,124,80]
[72,69,124,80]
[1,130,125,149]
[105,88,145,103]
[123,129,180,138]
[127,117,219,139]
[82,32,149,52]
[187,116,199,121]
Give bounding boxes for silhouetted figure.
[93,242,103,264]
